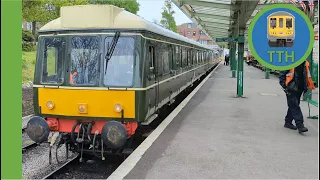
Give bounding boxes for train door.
[147,46,159,116]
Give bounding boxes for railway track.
[41,155,79,179]
[22,131,37,152]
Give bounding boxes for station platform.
[112,63,319,179]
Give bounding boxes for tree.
[87,0,140,14]
[22,0,88,36]
[160,0,177,32]
[23,0,47,36]
[22,0,139,37]
[46,0,89,20]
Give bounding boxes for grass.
[22,51,37,84]
[22,48,58,84]
[47,47,56,75]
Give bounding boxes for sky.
[137,0,192,26]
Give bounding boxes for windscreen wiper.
[105,31,121,74]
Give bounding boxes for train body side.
[33,31,218,125]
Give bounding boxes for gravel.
[22,87,33,117]
[22,131,35,149]
[50,157,121,179]
[22,115,33,130]
[22,81,33,89]
[22,142,77,179]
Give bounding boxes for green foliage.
[22,29,35,42]
[22,41,35,52]
[22,0,89,36]
[160,0,177,32]
[87,0,140,14]
[23,0,89,23]
[22,0,47,23]
[22,51,37,83]
[22,57,28,69]
[22,29,36,51]
[46,0,89,20]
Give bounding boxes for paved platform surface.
[124,63,319,179]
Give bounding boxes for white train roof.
[40,5,215,50]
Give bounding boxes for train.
[267,11,295,47]
[26,4,220,161]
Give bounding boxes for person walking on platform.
[224,54,230,66]
[279,60,315,133]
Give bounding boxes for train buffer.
[109,63,318,179]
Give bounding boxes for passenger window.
[149,46,155,70]
[175,46,180,69]
[170,45,174,70]
[162,45,170,74]
[279,18,283,28]
[197,51,200,64]
[187,49,191,66]
[185,49,188,66]
[41,37,65,84]
[72,36,100,86]
[205,52,207,62]
[202,52,204,63]
[182,48,187,67]
[46,47,57,75]
[192,50,196,64]
[270,18,276,29]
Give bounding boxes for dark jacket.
[279,62,308,92]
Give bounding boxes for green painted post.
[265,68,270,79]
[231,43,237,78]
[312,62,318,87]
[230,46,232,70]
[229,43,232,70]
[303,50,313,101]
[237,31,245,97]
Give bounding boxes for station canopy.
[172,0,317,46]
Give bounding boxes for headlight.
[78,104,87,113]
[46,101,54,110]
[114,103,122,113]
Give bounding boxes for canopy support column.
[237,29,245,97]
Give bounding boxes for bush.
[22,29,35,42]
[22,41,35,52]
[34,32,39,42]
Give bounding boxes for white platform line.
[107,62,221,180]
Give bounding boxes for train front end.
[267,12,295,47]
[26,31,141,159]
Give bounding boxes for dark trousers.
[285,90,304,127]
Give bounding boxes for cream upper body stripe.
[33,62,217,91]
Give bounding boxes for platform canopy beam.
[180,0,240,10]
[173,0,261,40]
